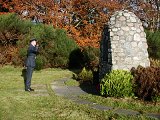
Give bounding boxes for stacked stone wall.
[109,10,150,70]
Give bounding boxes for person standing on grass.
[25,38,38,92]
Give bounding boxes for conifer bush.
[18,26,78,68]
[81,46,100,71]
[0,13,32,45]
[145,30,160,59]
[69,48,84,69]
[0,13,78,69]
[69,46,100,70]
[35,55,47,70]
[50,29,78,67]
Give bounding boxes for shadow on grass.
[21,68,26,90]
[69,68,100,96]
[79,82,100,95]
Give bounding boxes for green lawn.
[80,94,160,114]
[0,66,158,120]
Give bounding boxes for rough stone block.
[121,26,130,31]
[130,17,137,22]
[100,10,150,73]
[119,16,126,21]
[131,42,137,47]
[134,33,141,41]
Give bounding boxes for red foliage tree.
[1,0,159,47]
[0,0,122,47]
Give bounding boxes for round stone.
[140,32,145,37]
[112,28,118,32]
[126,36,133,41]
[130,17,137,22]
[113,36,120,41]
[138,42,143,47]
[121,26,130,31]
[133,57,139,61]
[110,31,114,36]
[119,16,126,21]
[117,30,124,36]
[112,65,118,70]
[134,33,141,41]
[136,28,141,33]
[123,13,130,17]
[129,31,136,35]
[127,23,134,27]
[115,23,121,28]
[110,16,116,21]
[140,26,144,31]
[131,27,136,31]
[131,42,137,47]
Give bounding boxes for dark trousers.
[25,67,34,90]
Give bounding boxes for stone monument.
[99,10,150,80]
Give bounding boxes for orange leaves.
[8,46,18,57]
[0,45,18,64]
[0,0,123,48]
[64,24,99,48]
[65,0,122,48]
[0,12,8,15]
[76,36,99,48]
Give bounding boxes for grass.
[0,66,158,120]
[80,94,160,114]
[64,79,80,86]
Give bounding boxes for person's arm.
[28,45,38,54]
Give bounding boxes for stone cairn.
[99,10,150,80]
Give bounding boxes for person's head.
[30,38,37,46]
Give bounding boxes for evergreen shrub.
[82,46,99,71]
[0,13,32,45]
[74,67,93,84]
[35,55,47,70]
[69,48,84,69]
[18,25,78,68]
[69,46,100,70]
[0,13,78,69]
[50,29,78,67]
[100,70,134,98]
[145,30,160,59]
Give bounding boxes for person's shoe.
[29,88,34,91]
[25,89,31,92]
[25,88,34,92]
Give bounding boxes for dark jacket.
[25,44,38,68]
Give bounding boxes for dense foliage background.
[0,13,79,69]
[0,13,100,70]
[0,0,160,71]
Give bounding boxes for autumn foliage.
[1,0,159,47]
[0,0,123,47]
